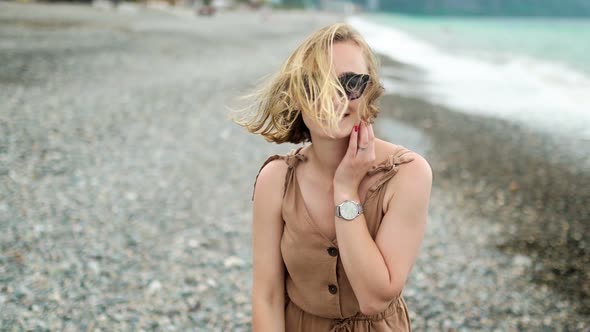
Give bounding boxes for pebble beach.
[0,2,588,331]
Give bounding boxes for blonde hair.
[232,23,383,144]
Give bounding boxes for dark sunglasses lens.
[340,74,369,100]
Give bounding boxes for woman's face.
[302,40,369,140]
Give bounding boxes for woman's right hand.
[333,121,376,202]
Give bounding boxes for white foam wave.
[348,16,590,141]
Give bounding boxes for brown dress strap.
[364,147,415,202]
[251,147,307,201]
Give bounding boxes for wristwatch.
[335,200,363,221]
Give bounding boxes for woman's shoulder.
[375,139,433,212]
[252,148,299,201]
[375,138,431,175]
[256,146,303,173]
[257,155,289,180]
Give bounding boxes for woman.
[234,23,432,331]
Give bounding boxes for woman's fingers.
[347,124,358,157]
[367,123,375,151]
[357,121,369,151]
[367,122,375,141]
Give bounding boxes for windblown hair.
[232,23,383,144]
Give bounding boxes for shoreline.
[376,53,589,316]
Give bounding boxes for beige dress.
[253,145,415,332]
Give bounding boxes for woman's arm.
[251,159,288,332]
[333,122,432,316]
[334,154,431,315]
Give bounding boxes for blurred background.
[0,0,588,330]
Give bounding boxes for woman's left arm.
[333,122,432,316]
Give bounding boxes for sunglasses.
[338,72,371,101]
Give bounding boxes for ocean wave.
[348,16,590,141]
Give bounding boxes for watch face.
[340,201,358,220]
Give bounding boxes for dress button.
[328,284,338,294]
[327,247,339,257]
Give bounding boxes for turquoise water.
[348,15,590,141]
[363,13,590,75]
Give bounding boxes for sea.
[348,14,590,144]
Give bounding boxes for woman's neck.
[305,136,349,179]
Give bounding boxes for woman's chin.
[311,116,357,140]
[333,125,356,140]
